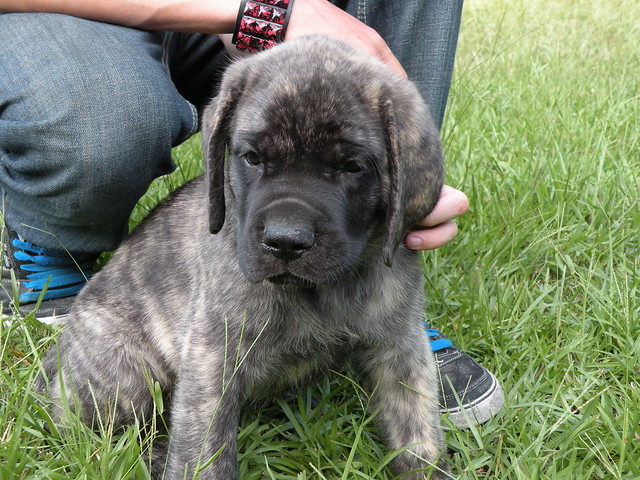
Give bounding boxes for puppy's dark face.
[203,37,445,286]
[228,81,387,285]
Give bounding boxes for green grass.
[2,0,639,478]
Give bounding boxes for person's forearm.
[0,0,239,33]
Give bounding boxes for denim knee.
[0,14,198,252]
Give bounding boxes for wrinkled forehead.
[230,77,386,158]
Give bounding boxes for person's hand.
[285,0,406,77]
[405,185,469,251]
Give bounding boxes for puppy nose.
[262,224,315,262]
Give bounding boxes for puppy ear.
[201,75,246,234]
[380,90,445,266]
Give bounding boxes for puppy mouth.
[266,272,316,288]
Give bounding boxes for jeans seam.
[185,102,199,140]
[357,0,367,24]
[161,31,173,76]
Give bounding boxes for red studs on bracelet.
[232,0,295,53]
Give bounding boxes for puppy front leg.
[165,357,243,480]
[355,334,451,480]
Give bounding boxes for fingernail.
[405,235,422,248]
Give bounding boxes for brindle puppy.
[38,36,450,479]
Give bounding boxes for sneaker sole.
[2,301,70,326]
[2,310,67,326]
[440,370,505,430]
[31,312,68,325]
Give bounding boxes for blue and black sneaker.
[1,227,97,323]
[426,326,505,429]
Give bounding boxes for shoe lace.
[424,325,454,352]
[12,238,94,302]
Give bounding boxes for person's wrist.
[231,0,295,52]
[211,0,243,32]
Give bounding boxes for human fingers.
[405,220,459,251]
[404,185,468,250]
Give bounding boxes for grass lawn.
[1,0,638,478]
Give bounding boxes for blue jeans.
[0,0,462,253]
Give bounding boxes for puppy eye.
[344,161,364,173]
[242,151,261,166]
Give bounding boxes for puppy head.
[202,36,444,281]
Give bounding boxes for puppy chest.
[242,329,351,395]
